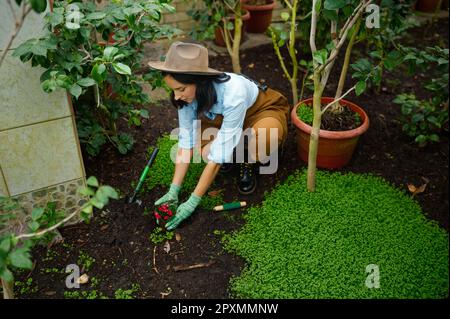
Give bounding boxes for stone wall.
[162,0,285,33]
[0,4,87,234]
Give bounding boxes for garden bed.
[14,17,448,299]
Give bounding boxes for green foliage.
[64,289,108,299]
[114,283,141,299]
[225,170,449,298]
[297,103,313,125]
[77,250,96,272]
[14,278,38,295]
[393,94,448,147]
[144,135,224,209]
[187,0,226,41]
[12,0,177,156]
[392,46,449,146]
[149,227,173,245]
[0,176,117,284]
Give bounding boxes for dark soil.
[15,17,448,299]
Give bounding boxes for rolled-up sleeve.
[207,92,248,164]
[177,103,197,149]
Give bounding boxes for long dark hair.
[162,72,230,116]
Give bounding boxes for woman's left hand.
[165,193,202,230]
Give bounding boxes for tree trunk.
[307,73,324,192]
[231,7,242,74]
[1,278,14,299]
[332,18,361,113]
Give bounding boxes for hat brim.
[148,61,224,75]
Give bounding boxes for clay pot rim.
[291,97,370,140]
[241,0,276,11]
[225,8,251,21]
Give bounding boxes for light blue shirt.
[177,73,259,163]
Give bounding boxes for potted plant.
[415,0,442,12]
[291,0,376,191]
[214,8,251,47]
[187,0,246,73]
[241,0,276,33]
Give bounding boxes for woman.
[148,41,290,230]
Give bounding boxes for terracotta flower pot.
[214,9,251,47]
[291,97,370,169]
[416,0,441,12]
[241,0,276,33]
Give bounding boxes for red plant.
[154,203,176,225]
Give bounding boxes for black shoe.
[220,163,234,173]
[238,163,257,195]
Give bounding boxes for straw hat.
[148,41,223,75]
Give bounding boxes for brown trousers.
[199,88,291,162]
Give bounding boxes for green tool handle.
[213,201,246,211]
[128,147,159,203]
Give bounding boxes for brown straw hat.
[148,41,223,75]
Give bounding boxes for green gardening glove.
[165,193,202,231]
[155,183,181,206]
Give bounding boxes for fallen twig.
[152,246,160,274]
[173,260,215,272]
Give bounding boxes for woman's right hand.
[154,183,181,206]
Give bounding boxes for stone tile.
[0,118,83,196]
[0,52,71,131]
[0,3,48,50]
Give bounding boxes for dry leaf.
[407,182,427,197]
[76,274,89,284]
[163,241,171,254]
[175,233,181,242]
[407,183,417,193]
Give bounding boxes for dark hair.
[162,72,230,116]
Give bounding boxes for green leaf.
[29,0,47,13]
[77,77,96,87]
[42,79,57,93]
[9,248,33,269]
[86,12,106,20]
[112,63,131,75]
[78,186,95,197]
[86,176,99,187]
[91,64,106,83]
[0,237,11,254]
[12,39,34,57]
[103,46,119,61]
[140,109,149,119]
[90,197,105,209]
[324,0,346,10]
[69,84,82,99]
[98,186,119,200]
[281,12,290,22]
[28,221,40,232]
[313,49,328,65]
[355,81,366,96]
[31,207,45,220]
[0,267,14,282]
[81,204,93,215]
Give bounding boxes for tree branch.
[321,84,356,115]
[0,3,33,67]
